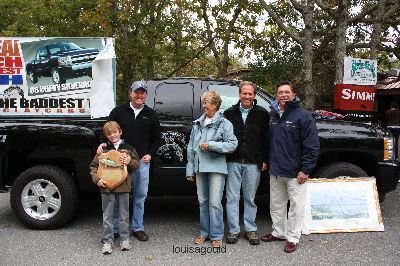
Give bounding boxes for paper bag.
[97,150,128,190]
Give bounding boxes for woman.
[186,91,238,248]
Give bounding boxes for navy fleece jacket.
[269,98,320,178]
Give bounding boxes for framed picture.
[303,177,384,234]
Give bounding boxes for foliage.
[0,0,399,105]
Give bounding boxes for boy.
[90,121,139,255]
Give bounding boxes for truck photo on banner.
[0,37,115,117]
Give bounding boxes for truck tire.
[312,162,387,202]
[10,165,79,229]
[51,68,66,84]
[313,162,367,178]
[28,70,38,84]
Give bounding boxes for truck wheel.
[10,165,79,229]
[312,162,367,178]
[28,70,38,84]
[51,68,66,84]
[312,162,387,202]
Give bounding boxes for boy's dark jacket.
[90,141,139,193]
[269,98,320,178]
[223,100,270,168]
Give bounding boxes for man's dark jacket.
[223,100,269,168]
[109,102,161,158]
[269,98,320,178]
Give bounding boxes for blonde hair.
[103,121,121,136]
[239,81,256,94]
[201,90,222,110]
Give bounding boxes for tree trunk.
[334,1,348,85]
[146,34,156,79]
[119,26,132,93]
[370,0,387,59]
[301,1,314,110]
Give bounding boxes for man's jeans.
[114,160,150,232]
[131,161,150,232]
[226,162,260,233]
[196,172,225,240]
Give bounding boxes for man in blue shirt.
[224,81,270,245]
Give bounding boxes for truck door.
[35,47,51,75]
[149,80,197,195]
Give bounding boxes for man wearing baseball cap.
[98,80,161,242]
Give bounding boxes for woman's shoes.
[194,235,207,245]
[194,236,223,247]
[211,240,222,248]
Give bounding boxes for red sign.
[333,84,376,111]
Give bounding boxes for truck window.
[208,84,272,112]
[37,48,48,59]
[154,82,194,121]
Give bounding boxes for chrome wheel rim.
[52,70,60,83]
[29,71,35,82]
[21,179,61,220]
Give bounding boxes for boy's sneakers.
[120,240,131,251]
[102,243,113,255]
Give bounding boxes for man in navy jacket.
[261,81,319,253]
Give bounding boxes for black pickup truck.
[0,78,398,229]
[25,42,99,84]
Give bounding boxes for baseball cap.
[131,81,148,91]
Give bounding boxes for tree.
[80,0,175,100]
[257,0,400,108]
[0,0,101,36]
[246,25,303,93]
[313,0,400,86]
[260,0,316,109]
[189,0,263,78]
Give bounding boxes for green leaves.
[1,0,398,106]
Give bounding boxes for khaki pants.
[269,175,307,243]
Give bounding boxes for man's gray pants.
[101,193,129,244]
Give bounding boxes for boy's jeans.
[102,193,129,244]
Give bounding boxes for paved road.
[1,186,399,266]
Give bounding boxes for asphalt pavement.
[1,186,399,266]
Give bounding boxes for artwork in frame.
[303,177,384,234]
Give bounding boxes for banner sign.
[343,57,377,85]
[0,37,115,117]
[333,84,376,112]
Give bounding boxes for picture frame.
[303,177,384,234]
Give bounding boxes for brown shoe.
[260,233,285,242]
[284,241,298,253]
[132,230,149,241]
[211,240,223,248]
[194,236,207,245]
[245,231,260,245]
